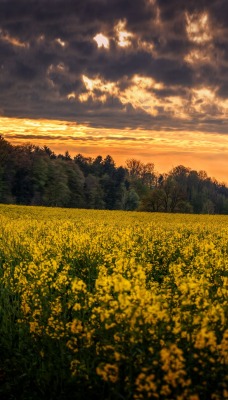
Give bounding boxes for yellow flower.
[96,363,119,383]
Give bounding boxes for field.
[0,205,227,400]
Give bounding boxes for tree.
[84,174,105,209]
[140,188,165,212]
[124,189,140,211]
[92,156,103,176]
[43,160,71,207]
[12,144,36,204]
[42,146,56,159]
[202,199,215,214]
[64,162,85,208]
[31,155,49,205]
[74,154,92,176]
[100,174,116,209]
[141,162,155,188]
[0,136,14,203]
[126,159,143,179]
[102,155,115,176]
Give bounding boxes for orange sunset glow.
[2,116,228,184]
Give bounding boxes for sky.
[0,0,228,183]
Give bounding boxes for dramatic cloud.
[0,0,227,133]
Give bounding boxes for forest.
[1,135,228,214]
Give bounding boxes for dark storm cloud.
[0,0,227,132]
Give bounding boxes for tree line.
[1,136,228,214]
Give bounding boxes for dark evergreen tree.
[43,159,71,207]
[0,136,15,203]
[64,162,85,208]
[31,155,49,205]
[12,144,36,204]
[84,174,105,209]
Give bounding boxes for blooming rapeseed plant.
[0,204,227,399]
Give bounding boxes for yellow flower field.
[0,204,227,399]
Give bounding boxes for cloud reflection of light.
[186,12,212,43]
[0,29,29,48]
[93,33,109,48]
[115,20,133,47]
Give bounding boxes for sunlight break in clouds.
[79,75,118,103]
[93,23,153,53]
[121,75,162,116]
[93,33,109,49]
[76,74,163,115]
[185,12,215,66]
[78,73,226,123]
[71,72,228,124]
[115,20,133,47]
[93,21,133,50]
[184,48,212,65]
[186,12,212,43]
[55,38,66,47]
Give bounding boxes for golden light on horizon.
[1,116,228,184]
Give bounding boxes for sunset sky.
[0,0,228,183]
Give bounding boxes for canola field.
[0,204,227,400]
